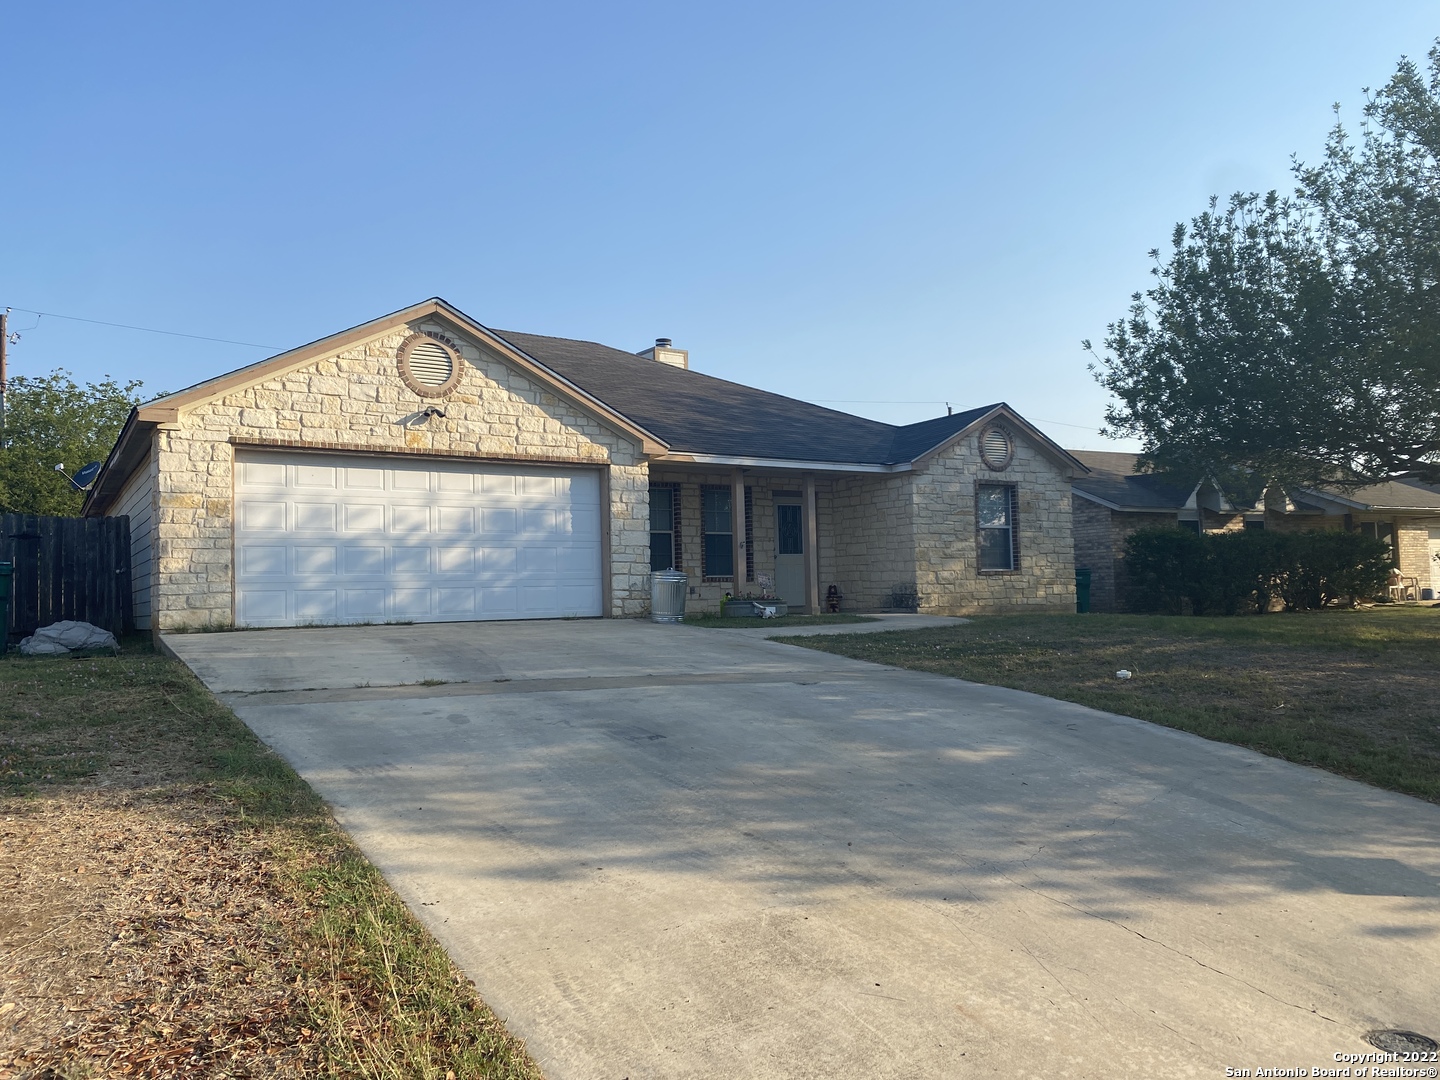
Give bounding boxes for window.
[650,484,680,571]
[1359,520,1398,565]
[1244,519,1266,531]
[702,487,733,578]
[977,484,1018,572]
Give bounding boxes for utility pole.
[0,308,8,445]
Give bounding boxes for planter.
[722,599,788,618]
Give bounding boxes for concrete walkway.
[165,620,1440,1080]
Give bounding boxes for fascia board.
[83,408,152,517]
[1071,488,1180,513]
[1294,487,1367,511]
[654,452,912,474]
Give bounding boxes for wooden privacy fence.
[0,514,132,643]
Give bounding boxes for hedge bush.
[1122,527,1392,615]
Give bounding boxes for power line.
[810,397,1106,432]
[6,307,281,350]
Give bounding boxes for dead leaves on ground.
[1,787,322,1077]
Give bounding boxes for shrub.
[1123,527,1391,615]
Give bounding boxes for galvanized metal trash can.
[650,569,688,623]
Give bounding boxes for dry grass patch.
[791,607,1440,802]
[0,645,543,1079]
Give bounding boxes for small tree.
[0,371,147,516]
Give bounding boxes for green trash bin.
[1075,567,1092,614]
[0,562,11,655]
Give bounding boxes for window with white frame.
[977,484,1019,572]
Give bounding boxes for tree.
[0,371,147,516]
[1089,43,1440,487]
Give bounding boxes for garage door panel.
[483,507,518,534]
[393,548,431,575]
[294,590,338,620]
[436,471,473,493]
[391,505,431,533]
[294,464,337,488]
[438,547,474,574]
[438,588,476,615]
[437,507,475,533]
[242,460,287,486]
[242,501,287,530]
[239,589,289,623]
[293,546,337,575]
[519,547,557,574]
[241,545,288,576]
[343,589,387,619]
[560,584,603,613]
[482,474,516,495]
[236,451,604,627]
[557,546,600,574]
[345,504,385,531]
[295,502,338,531]
[343,546,386,575]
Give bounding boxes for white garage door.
[234,450,603,627]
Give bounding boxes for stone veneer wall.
[151,317,650,629]
[826,473,916,611]
[910,431,1076,615]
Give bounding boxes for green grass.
[790,607,1440,802]
[684,612,877,629]
[0,641,543,1079]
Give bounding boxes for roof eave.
[653,452,913,474]
[1071,488,1181,514]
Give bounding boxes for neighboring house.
[81,299,1086,631]
[1071,450,1440,612]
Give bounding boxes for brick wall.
[152,318,650,629]
[1396,520,1435,591]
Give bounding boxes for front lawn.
[790,608,1440,802]
[0,642,543,1079]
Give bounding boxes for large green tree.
[1090,43,1440,487]
[0,371,147,515]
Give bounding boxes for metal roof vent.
[398,331,464,397]
[980,425,1013,470]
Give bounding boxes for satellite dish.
[70,461,102,491]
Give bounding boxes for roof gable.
[135,299,667,454]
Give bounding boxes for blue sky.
[3,2,1435,450]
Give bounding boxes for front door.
[775,499,805,609]
[1430,528,1440,595]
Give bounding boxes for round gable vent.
[980,425,1013,470]
[398,332,463,397]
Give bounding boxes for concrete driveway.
[166,620,1440,1080]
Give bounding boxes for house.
[1071,450,1440,611]
[82,298,1085,631]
